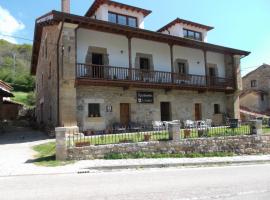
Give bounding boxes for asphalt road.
[1,164,270,200]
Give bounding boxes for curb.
[81,159,270,172]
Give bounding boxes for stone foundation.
[67,134,270,160]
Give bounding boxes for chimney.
[61,0,70,13]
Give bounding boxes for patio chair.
[152,121,164,131]
[206,119,212,128]
[184,120,195,128]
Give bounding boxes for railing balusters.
[76,63,233,90]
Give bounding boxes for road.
[0,164,270,200]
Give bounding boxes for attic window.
[108,12,137,27]
[183,29,202,41]
[251,80,257,87]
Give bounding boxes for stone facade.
[67,134,270,160]
[76,86,228,131]
[241,64,270,114]
[35,25,60,127]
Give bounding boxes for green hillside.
[0,39,35,106]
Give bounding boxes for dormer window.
[108,12,137,27]
[183,29,202,41]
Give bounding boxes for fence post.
[55,127,67,161]
[168,122,181,142]
[249,120,263,135]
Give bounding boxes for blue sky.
[0,0,270,75]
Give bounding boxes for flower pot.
[144,134,151,141]
[184,129,191,138]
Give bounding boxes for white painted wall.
[93,4,145,28]
[76,29,225,77]
[77,29,129,67]
[131,38,171,72]
[207,51,225,78]
[173,46,205,75]
[162,23,208,42]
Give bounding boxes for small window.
[118,15,127,25]
[183,29,202,41]
[108,12,117,23]
[214,104,220,114]
[48,62,51,79]
[177,62,187,75]
[251,80,257,87]
[140,58,150,71]
[88,104,101,117]
[261,94,265,101]
[128,17,137,27]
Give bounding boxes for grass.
[11,91,28,106]
[263,126,270,134]
[32,142,74,167]
[104,151,236,160]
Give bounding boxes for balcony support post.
[203,49,209,87]
[127,35,132,80]
[169,44,174,83]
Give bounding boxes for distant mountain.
[0,39,34,92]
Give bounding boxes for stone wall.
[67,134,270,160]
[76,86,228,131]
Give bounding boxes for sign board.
[137,92,154,103]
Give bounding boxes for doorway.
[120,103,130,126]
[208,66,216,86]
[92,53,104,78]
[160,102,171,121]
[194,103,202,121]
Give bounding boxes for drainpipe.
[56,21,64,126]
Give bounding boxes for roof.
[242,63,270,79]
[31,10,250,75]
[240,89,268,98]
[240,106,270,118]
[157,18,214,32]
[0,88,13,97]
[85,0,152,17]
[3,99,23,106]
[0,80,13,92]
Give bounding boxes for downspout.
[56,20,64,126]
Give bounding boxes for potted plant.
[75,141,90,147]
[144,134,151,141]
[184,129,191,138]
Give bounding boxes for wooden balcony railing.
[76,63,234,90]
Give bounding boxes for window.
[214,104,220,114]
[251,80,257,87]
[108,12,137,27]
[88,104,101,117]
[140,57,150,71]
[108,12,117,23]
[261,94,265,101]
[177,62,187,74]
[48,62,51,79]
[183,29,202,41]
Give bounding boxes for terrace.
[76,63,235,92]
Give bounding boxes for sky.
[0,0,270,75]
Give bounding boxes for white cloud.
[0,5,25,43]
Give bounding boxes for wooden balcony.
[75,63,235,92]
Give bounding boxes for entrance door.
[120,103,130,126]
[194,103,202,121]
[92,53,104,78]
[208,67,216,86]
[160,102,171,121]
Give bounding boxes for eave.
[31,10,250,75]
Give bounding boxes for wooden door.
[208,67,216,86]
[194,103,202,121]
[160,102,171,121]
[92,53,104,78]
[120,103,130,126]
